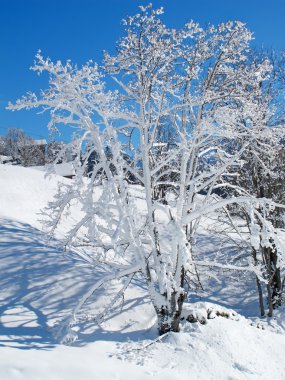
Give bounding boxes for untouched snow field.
[1,164,285,380]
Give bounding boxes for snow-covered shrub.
[8,4,285,337]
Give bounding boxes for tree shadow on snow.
[71,292,157,347]
[191,230,260,317]
[0,219,105,350]
[0,219,154,349]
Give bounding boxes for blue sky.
[1,0,285,142]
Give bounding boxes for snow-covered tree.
[8,4,285,337]
[46,140,66,164]
[214,50,285,316]
[1,128,46,166]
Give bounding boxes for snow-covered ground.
[1,164,285,379]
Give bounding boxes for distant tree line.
[0,128,72,167]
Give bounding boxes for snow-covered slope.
[1,164,285,380]
[0,164,66,228]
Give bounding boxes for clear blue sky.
[1,0,285,142]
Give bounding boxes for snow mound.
[117,303,285,379]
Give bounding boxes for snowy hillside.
[0,165,66,228]
[1,164,285,380]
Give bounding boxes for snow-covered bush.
[8,4,285,336]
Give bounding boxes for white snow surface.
[1,164,285,380]
[33,162,76,178]
[0,164,66,228]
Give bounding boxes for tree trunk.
[263,245,282,316]
[157,291,185,335]
[256,275,265,317]
[270,250,282,309]
[252,247,265,317]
